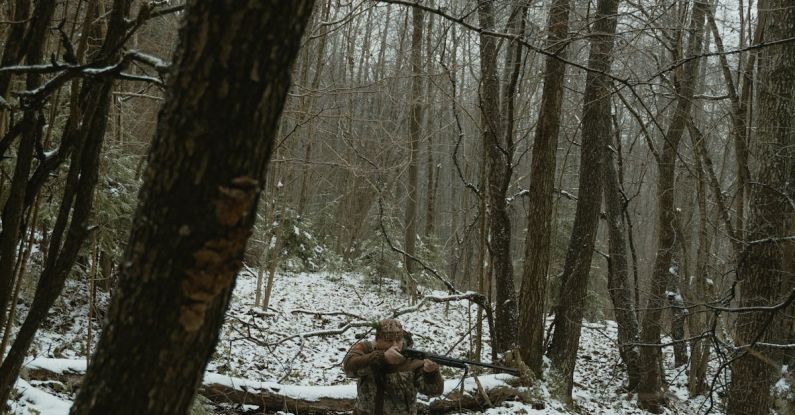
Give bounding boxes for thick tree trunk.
[727,2,795,413]
[637,1,707,411]
[548,0,620,398]
[518,0,570,376]
[70,2,315,414]
[477,0,519,354]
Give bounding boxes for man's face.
[375,332,404,351]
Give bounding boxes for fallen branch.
[290,308,367,320]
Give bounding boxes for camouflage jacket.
[343,341,444,415]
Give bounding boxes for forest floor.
[5,270,763,414]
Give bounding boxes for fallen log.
[195,373,530,414]
[200,374,356,413]
[22,358,533,413]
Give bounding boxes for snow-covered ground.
[7,270,736,414]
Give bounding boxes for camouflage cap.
[376,319,404,341]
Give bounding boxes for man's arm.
[343,342,384,377]
[415,362,444,396]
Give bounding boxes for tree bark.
[0,0,54,352]
[423,8,437,244]
[477,0,519,354]
[637,1,707,411]
[518,0,571,376]
[668,212,688,368]
[727,2,795,413]
[70,2,315,414]
[603,126,641,390]
[686,123,712,397]
[0,0,126,403]
[0,0,31,105]
[404,4,424,275]
[548,0,620,398]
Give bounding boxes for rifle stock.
[402,348,518,376]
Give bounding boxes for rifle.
[402,348,518,376]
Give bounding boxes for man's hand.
[384,345,405,365]
[422,359,439,373]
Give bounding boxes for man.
[343,319,444,414]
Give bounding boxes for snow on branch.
[747,235,795,246]
[125,50,171,74]
[236,291,486,349]
[388,292,487,319]
[3,51,166,110]
[265,321,374,347]
[290,309,366,320]
[705,287,795,313]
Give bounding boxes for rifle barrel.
[402,348,517,375]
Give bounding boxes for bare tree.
[69,1,315,413]
[0,0,133,401]
[518,0,571,376]
[477,0,523,354]
[548,0,621,398]
[404,4,424,278]
[726,1,795,413]
[637,0,708,411]
[0,0,53,342]
[604,114,641,390]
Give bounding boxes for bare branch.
[377,198,458,293]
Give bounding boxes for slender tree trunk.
[297,1,331,217]
[404,4,424,275]
[0,114,37,336]
[687,124,712,396]
[548,0,620,398]
[423,8,437,244]
[603,122,641,391]
[688,120,740,255]
[668,212,688,368]
[0,0,124,402]
[70,2,314,414]
[0,197,39,356]
[0,0,30,104]
[0,0,30,158]
[637,1,707,411]
[0,0,53,351]
[518,0,570,376]
[706,6,760,247]
[262,177,289,310]
[727,2,795,413]
[474,145,488,361]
